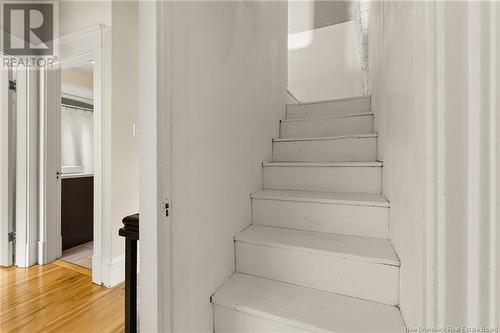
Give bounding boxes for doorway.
[58,62,95,270]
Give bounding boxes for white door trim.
[42,25,112,286]
[424,1,500,327]
[139,1,172,331]
[0,62,12,266]
[15,68,39,268]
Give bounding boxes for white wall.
[59,0,111,36]
[288,21,364,102]
[368,2,429,326]
[369,1,500,329]
[61,106,94,173]
[288,0,352,34]
[58,1,139,282]
[168,2,287,331]
[110,1,139,260]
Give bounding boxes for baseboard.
[37,236,64,265]
[99,255,125,288]
[93,253,141,288]
[37,240,47,264]
[15,241,38,267]
[0,242,13,266]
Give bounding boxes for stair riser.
[236,242,399,305]
[251,199,389,239]
[214,305,306,333]
[287,98,371,120]
[263,166,382,193]
[280,115,373,139]
[273,138,377,162]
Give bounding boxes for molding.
[15,68,39,268]
[139,1,172,331]
[424,1,447,327]
[61,82,94,103]
[37,241,47,264]
[424,1,500,327]
[37,238,61,264]
[57,24,109,61]
[99,255,125,288]
[0,59,11,266]
[55,27,110,287]
[18,241,38,268]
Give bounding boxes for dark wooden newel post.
[119,213,139,333]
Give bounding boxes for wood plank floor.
[0,260,124,333]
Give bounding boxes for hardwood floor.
[0,260,124,333]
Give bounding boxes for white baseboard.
[97,255,125,288]
[37,240,47,264]
[0,242,13,266]
[92,254,141,288]
[16,241,38,267]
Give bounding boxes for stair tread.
[274,133,377,142]
[251,190,389,207]
[213,273,405,333]
[281,112,373,123]
[263,161,383,167]
[236,225,400,266]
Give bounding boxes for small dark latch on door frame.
[9,80,16,92]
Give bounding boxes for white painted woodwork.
[164,2,288,331]
[15,68,39,268]
[213,273,405,332]
[272,134,377,162]
[214,305,308,333]
[280,113,373,138]
[235,226,399,305]
[38,68,62,264]
[55,25,110,286]
[286,96,371,120]
[0,66,12,266]
[263,162,382,193]
[251,190,389,238]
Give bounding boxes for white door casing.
[139,1,172,331]
[55,26,110,286]
[0,64,13,266]
[15,68,39,268]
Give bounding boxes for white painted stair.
[280,113,373,139]
[251,190,390,238]
[263,162,382,193]
[272,134,377,162]
[212,95,405,332]
[235,225,399,305]
[286,96,371,119]
[212,273,405,333]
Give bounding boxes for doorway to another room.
[58,62,95,270]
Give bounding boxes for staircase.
[211,96,406,332]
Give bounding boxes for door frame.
[138,1,172,331]
[38,25,112,286]
[0,60,13,266]
[15,67,39,268]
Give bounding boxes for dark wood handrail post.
[119,214,139,333]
